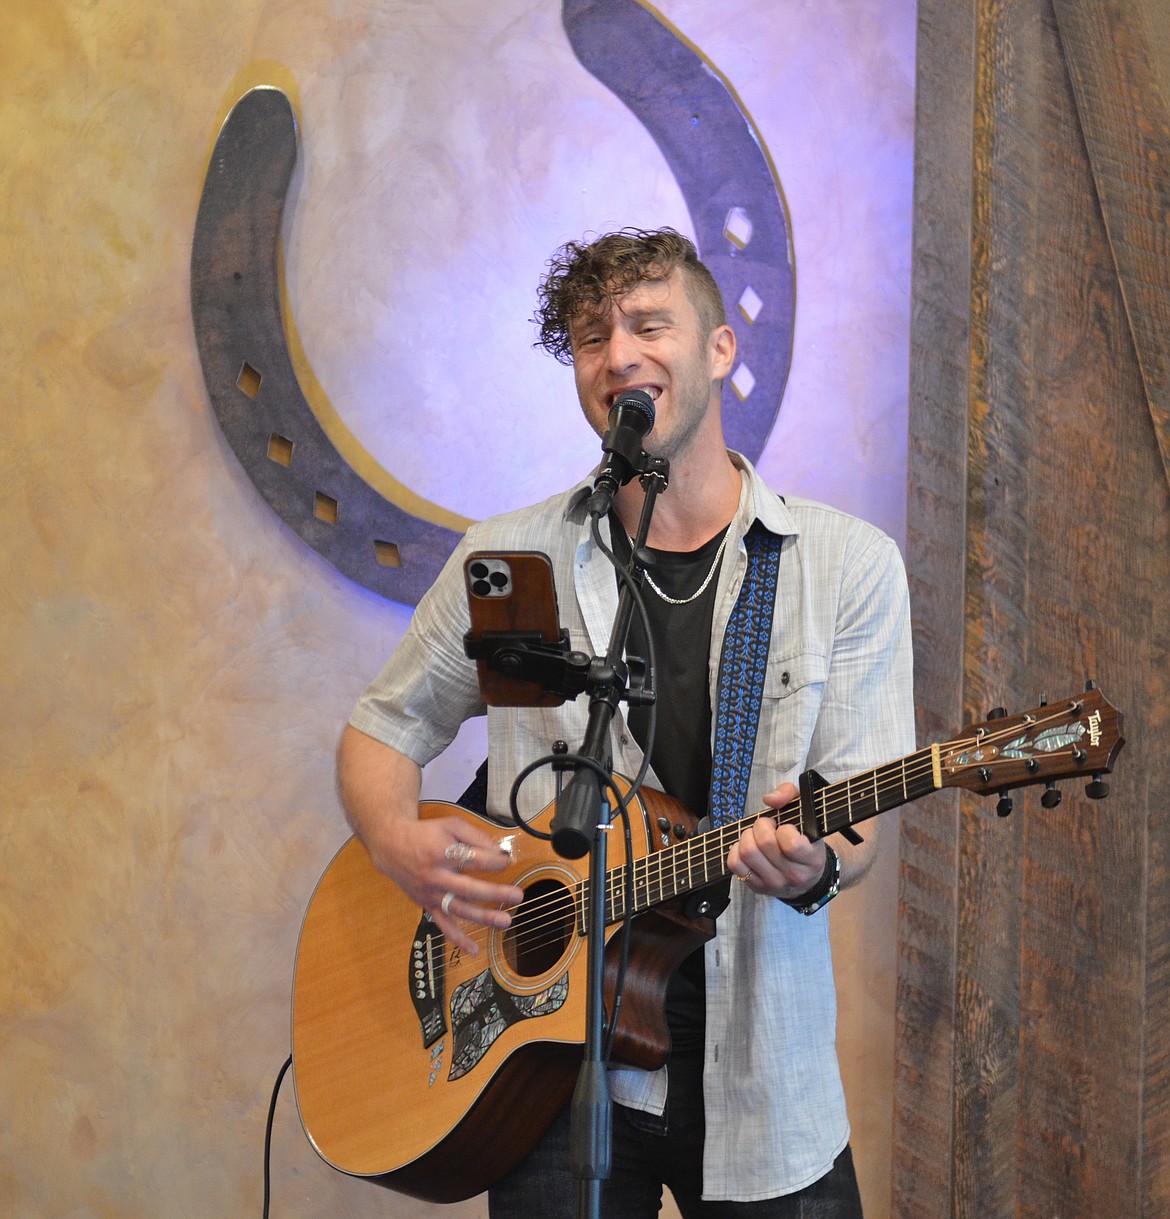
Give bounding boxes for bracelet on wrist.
[780,843,841,916]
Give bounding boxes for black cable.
[603,801,636,1063]
[586,508,663,1061]
[589,509,659,799]
[263,1054,293,1219]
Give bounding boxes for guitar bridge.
[410,912,447,1048]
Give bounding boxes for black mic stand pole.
[555,459,669,1219]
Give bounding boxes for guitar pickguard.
[448,969,570,1081]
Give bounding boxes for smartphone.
[464,551,567,707]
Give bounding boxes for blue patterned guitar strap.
[709,520,784,828]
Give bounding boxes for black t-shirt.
[609,517,727,1055]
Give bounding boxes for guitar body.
[291,688,1125,1203]
[291,784,711,1203]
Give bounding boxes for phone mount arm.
[461,458,666,718]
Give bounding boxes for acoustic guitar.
[291,687,1123,1202]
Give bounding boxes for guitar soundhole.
[503,879,575,978]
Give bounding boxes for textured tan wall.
[0,2,914,1216]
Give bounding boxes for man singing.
[337,228,915,1216]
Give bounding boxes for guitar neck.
[603,746,940,923]
[594,685,1125,925]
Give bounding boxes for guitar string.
[448,710,1093,958]
[465,740,1046,960]
[812,702,1091,818]
[454,745,987,958]
[621,718,1089,923]
[453,796,812,961]
[453,762,924,960]
[810,702,1094,828]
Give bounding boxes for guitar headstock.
[939,685,1124,801]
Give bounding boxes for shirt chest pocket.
[756,651,829,780]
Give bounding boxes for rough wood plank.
[1051,0,1170,499]
[1074,14,1170,1211]
[896,0,975,1212]
[950,0,1054,1208]
[1009,7,1170,1208]
[904,1,1170,1216]
[1010,13,1146,1217]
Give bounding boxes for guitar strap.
[709,520,784,827]
[457,757,490,816]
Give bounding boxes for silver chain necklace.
[628,522,733,606]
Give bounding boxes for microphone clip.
[587,454,670,520]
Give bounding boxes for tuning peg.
[1041,781,1062,809]
[996,793,1014,817]
[1084,678,1098,692]
[1085,774,1110,799]
[987,706,1007,719]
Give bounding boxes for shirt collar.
[565,479,594,525]
[729,451,799,539]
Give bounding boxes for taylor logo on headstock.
[932,685,1123,807]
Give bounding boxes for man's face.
[568,269,729,465]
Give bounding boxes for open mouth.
[608,386,662,407]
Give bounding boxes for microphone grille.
[610,388,656,431]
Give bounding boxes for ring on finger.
[444,842,475,872]
[440,891,456,916]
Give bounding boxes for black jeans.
[489,1052,865,1219]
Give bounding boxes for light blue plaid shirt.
[352,454,915,1200]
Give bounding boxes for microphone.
[586,389,656,516]
[550,769,602,860]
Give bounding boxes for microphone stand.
[462,455,670,1219]
[556,459,668,1219]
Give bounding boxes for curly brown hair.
[532,228,726,365]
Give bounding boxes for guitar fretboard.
[591,746,940,925]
